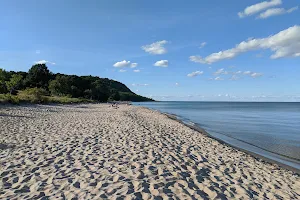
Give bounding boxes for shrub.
[18,88,49,103]
[0,94,20,104]
[5,74,23,94]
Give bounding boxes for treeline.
[0,64,153,102]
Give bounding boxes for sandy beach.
[0,104,299,199]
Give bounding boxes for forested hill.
[0,64,154,102]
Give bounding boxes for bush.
[0,83,7,94]
[18,88,49,103]
[0,94,20,104]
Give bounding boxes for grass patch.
[46,96,93,104]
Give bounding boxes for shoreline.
[1,104,299,199]
[139,105,300,174]
[162,112,300,174]
[2,103,299,173]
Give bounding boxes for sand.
[0,104,299,199]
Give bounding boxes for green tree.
[0,68,8,93]
[0,68,5,81]
[70,85,80,97]
[110,92,120,101]
[1,66,154,102]
[49,75,70,96]
[25,64,51,88]
[48,79,60,96]
[91,80,109,101]
[83,89,92,99]
[6,74,23,94]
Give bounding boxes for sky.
[1,0,300,101]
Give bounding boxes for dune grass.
[0,88,93,104]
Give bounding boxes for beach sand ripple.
[0,104,299,199]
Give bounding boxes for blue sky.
[1,0,300,101]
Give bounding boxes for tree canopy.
[0,65,153,102]
[25,64,52,88]
[6,74,23,94]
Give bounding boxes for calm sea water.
[134,102,300,170]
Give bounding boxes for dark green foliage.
[0,65,154,103]
[5,74,23,94]
[119,92,152,102]
[0,69,8,93]
[110,92,120,101]
[83,89,92,99]
[91,80,110,102]
[19,88,49,103]
[49,75,71,96]
[25,64,52,89]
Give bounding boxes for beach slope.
[0,104,299,199]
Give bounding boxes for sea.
[133,101,300,171]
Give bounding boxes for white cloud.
[238,0,282,18]
[257,6,298,19]
[235,70,242,74]
[251,72,263,78]
[288,6,299,13]
[175,83,179,86]
[230,75,240,81]
[119,69,126,72]
[199,42,207,48]
[214,68,228,75]
[113,60,131,67]
[241,71,263,78]
[187,71,204,77]
[154,60,168,67]
[133,69,140,73]
[130,63,138,68]
[36,50,40,54]
[244,71,252,75]
[190,25,300,64]
[141,40,168,55]
[113,60,138,68]
[214,77,224,81]
[34,60,56,65]
[189,56,207,64]
[132,83,149,86]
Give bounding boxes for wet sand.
[0,104,299,199]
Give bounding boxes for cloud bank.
[190,25,300,64]
[257,6,298,19]
[238,0,282,18]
